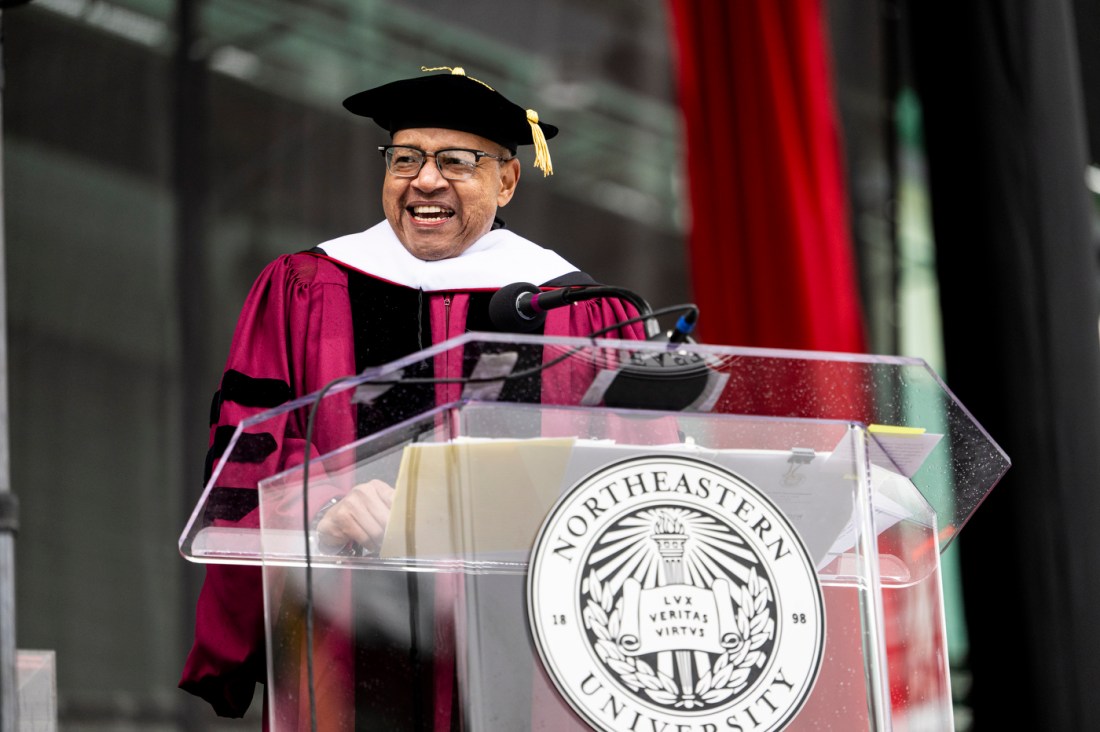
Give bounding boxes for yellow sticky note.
[868,424,926,436]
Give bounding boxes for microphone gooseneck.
[488,281,708,410]
[489,281,659,336]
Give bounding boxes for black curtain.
[909,1,1100,729]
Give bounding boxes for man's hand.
[315,479,395,554]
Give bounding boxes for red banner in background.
[667,0,866,353]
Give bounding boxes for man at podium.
[179,67,645,727]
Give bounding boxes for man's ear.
[497,157,521,207]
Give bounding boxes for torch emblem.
[582,507,777,710]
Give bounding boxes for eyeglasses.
[378,145,510,181]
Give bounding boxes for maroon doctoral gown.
[180,222,646,729]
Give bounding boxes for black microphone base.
[602,354,712,412]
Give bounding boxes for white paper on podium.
[823,424,944,478]
[817,427,942,570]
[380,438,862,568]
[380,437,577,559]
[555,441,855,568]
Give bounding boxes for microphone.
[490,282,636,333]
[488,281,550,332]
[490,281,712,410]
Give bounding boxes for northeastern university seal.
[528,455,824,732]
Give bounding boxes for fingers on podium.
[316,480,395,547]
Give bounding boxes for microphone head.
[489,281,545,333]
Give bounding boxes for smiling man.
[313,68,578,287]
[380,126,519,261]
[180,68,645,728]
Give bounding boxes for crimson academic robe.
[180,242,646,729]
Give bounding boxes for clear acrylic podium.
[179,333,1008,731]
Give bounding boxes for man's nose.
[412,157,449,192]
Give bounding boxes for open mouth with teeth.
[408,205,455,222]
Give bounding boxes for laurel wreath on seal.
[582,567,776,709]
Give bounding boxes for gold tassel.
[420,65,494,91]
[526,109,553,177]
[421,65,460,74]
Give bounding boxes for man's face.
[383,127,521,261]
